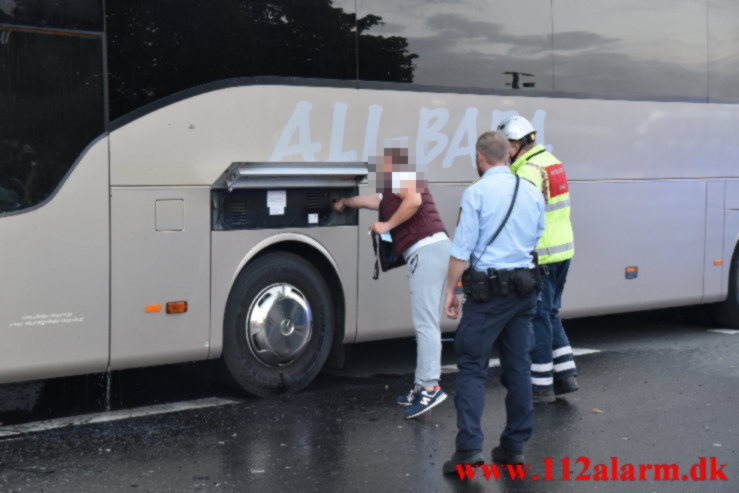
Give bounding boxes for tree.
[106,0,419,119]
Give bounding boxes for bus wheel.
[710,250,739,329]
[222,252,334,396]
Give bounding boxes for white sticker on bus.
[267,190,286,216]
[9,313,85,328]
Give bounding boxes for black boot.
[533,387,556,403]
[554,374,578,395]
[443,450,484,475]
[492,446,525,465]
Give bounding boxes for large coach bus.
[1,1,738,396]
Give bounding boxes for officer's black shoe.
[554,374,579,395]
[532,387,556,403]
[442,449,484,475]
[492,446,525,465]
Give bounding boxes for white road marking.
[441,347,601,374]
[572,348,601,356]
[0,397,239,438]
[707,329,739,335]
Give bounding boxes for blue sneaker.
[404,386,447,419]
[397,386,419,406]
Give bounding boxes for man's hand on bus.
[334,194,381,211]
[370,221,391,234]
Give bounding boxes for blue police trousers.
[530,259,577,390]
[454,291,536,453]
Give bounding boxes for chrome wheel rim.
[245,283,313,367]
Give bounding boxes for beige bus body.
[1,84,738,384]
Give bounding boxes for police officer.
[442,131,544,472]
[497,115,578,404]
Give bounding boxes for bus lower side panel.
[353,180,719,343]
[0,139,110,384]
[562,180,711,319]
[109,186,211,370]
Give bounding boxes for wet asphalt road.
[0,310,737,493]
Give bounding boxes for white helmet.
[497,115,536,144]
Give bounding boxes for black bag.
[371,232,405,279]
[371,200,406,279]
[461,268,492,302]
[510,268,537,297]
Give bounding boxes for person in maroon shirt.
[334,147,451,419]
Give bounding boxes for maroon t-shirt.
[380,191,447,257]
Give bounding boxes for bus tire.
[222,252,334,396]
[710,249,739,329]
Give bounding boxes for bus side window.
[0,29,104,215]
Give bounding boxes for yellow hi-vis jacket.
[510,145,574,264]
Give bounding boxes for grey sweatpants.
[407,239,452,388]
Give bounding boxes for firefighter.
[497,115,578,403]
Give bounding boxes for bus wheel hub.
[245,283,312,367]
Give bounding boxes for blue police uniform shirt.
[449,166,545,270]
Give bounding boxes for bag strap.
[371,232,380,280]
[372,196,386,280]
[471,175,520,269]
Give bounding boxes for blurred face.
[383,148,409,172]
[379,147,414,191]
[382,154,393,173]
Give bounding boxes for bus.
[1,0,738,396]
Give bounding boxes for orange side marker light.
[713,260,723,266]
[145,305,161,313]
[166,301,188,314]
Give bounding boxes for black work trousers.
[454,291,536,453]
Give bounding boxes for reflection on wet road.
[1,310,738,492]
